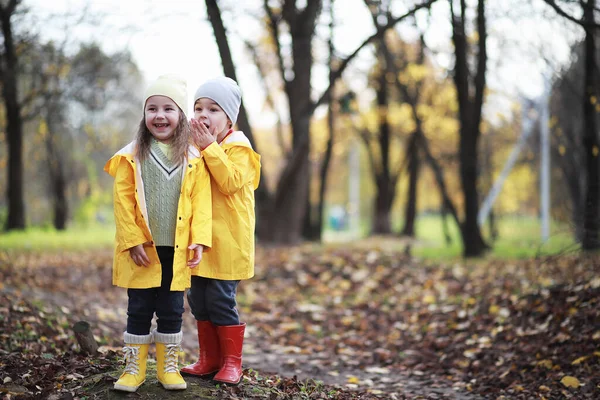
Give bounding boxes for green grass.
[323,214,579,260]
[411,214,577,260]
[0,224,115,252]
[0,215,580,261]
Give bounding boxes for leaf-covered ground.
[0,241,599,399]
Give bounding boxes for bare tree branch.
[542,0,600,27]
[311,0,438,113]
[243,40,290,158]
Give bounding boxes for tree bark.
[581,0,600,250]
[371,68,394,234]
[401,132,420,237]
[450,0,489,257]
[0,0,26,231]
[45,134,68,230]
[305,0,336,242]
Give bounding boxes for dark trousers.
[126,246,184,335]
[187,276,239,326]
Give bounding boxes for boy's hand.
[187,243,204,268]
[191,118,216,150]
[129,244,150,267]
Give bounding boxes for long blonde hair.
[135,109,190,166]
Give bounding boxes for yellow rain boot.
[113,332,153,392]
[153,330,187,390]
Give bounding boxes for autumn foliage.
[0,245,599,399]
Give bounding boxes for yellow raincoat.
[104,141,212,291]
[192,131,261,280]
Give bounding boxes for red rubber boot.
[181,321,221,376]
[213,323,245,384]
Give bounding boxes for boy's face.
[194,97,230,139]
[144,95,180,143]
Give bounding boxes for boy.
[182,77,261,384]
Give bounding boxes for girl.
[104,74,212,392]
[181,76,261,385]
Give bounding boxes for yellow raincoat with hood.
[192,131,260,280]
[104,141,212,291]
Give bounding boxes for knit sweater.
[141,139,182,246]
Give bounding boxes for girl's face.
[194,98,230,141]
[144,95,180,143]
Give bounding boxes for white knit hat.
[193,77,242,125]
[143,74,188,117]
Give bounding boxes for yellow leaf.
[560,376,581,388]
[423,294,436,304]
[338,279,352,291]
[539,385,551,392]
[571,356,588,365]
[594,351,600,357]
[347,376,360,384]
[537,360,553,369]
[489,304,500,315]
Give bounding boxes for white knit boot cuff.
[123,331,153,344]
[152,329,183,344]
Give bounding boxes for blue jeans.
[126,246,184,335]
[187,276,239,326]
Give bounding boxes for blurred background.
[0,0,598,259]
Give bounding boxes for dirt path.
[4,283,478,399]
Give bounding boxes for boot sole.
[114,381,144,392]
[180,368,219,378]
[160,382,187,390]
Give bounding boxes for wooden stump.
[73,320,98,355]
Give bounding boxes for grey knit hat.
[193,77,242,125]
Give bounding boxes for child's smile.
[144,95,180,143]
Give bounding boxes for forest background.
[1,1,599,398]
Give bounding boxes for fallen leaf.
[560,376,581,388]
[571,356,588,365]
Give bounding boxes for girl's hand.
[129,244,150,267]
[191,118,216,150]
[187,243,204,268]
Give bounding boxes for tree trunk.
[371,65,394,234]
[459,125,488,256]
[306,0,336,242]
[581,0,600,250]
[401,132,419,237]
[309,95,335,242]
[204,0,272,235]
[302,191,320,240]
[450,0,489,257]
[0,2,25,231]
[264,137,310,243]
[45,132,68,230]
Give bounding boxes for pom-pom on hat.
[193,77,242,125]
[143,74,188,117]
